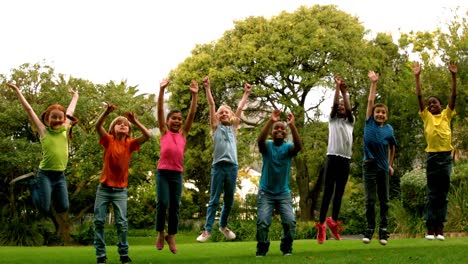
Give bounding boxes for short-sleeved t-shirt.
[99,134,140,188]
[327,116,354,159]
[419,106,455,152]
[363,116,397,172]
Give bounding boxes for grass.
[1,234,467,264]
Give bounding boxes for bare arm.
[257,109,280,154]
[157,79,169,135]
[388,144,396,176]
[6,83,46,137]
[413,63,425,112]
[95,103,116,138]
[366,71,379,120]
[448,63,457,110]
[182,80,199,137]
[125,112,152,146]
[287,113,302,154]
[330,77,341,118]
[65,87,79,127]
[340,80,353,123]
[233,83,252,131]
[203,76,218,133]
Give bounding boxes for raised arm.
[448,63,457,110]
[182,80,199,137]
[340,79,353,123]
[125,112,152,146]
[413,63,425,112]
[233,83,252,131]
[287,113,302,154]
[203,76,218,133]
[257,109,280,154]
[65,87,79,127]
[95,103,116,138]
[366,71,379,120]
[330,76,341,118]
[157,79,169,135]
[6,83,46,137]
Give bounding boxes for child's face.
[167,112,183,132]
[113,120,130,135]
[337,100,346,116]
[48,109,66,129]
[373,106,388,125]
[217,106,232,125]
[427,97,442,115]
[271,121,287,140]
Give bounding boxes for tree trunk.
[51,209,74,245]
[295,156,313,221]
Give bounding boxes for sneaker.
[283,252,292,256]
[9,172,35,184]
[326,217,342,240]
[379,228,389,246]
[120,255,132,264]
[97,256,107,264]
[425,229,435,240]
[196,230,211,242]
[435,228,445,241]
[256,253,266,257]
[362,229,374,244]
[219,227,236,240]
[315,222,326,244]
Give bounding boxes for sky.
[1,0,466,97]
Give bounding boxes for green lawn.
[1,235,467,264]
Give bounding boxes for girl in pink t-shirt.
[155,78,198,254]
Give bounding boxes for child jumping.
[196,77,251,242]
[256,109,302,257]
[362,71,397,246]
[316,76,354,244]
[93,103,151,264]
[7,82,78,217]
[413,62,457,241]
[155,78,198,253]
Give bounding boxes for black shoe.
[96,256,107,264]
[120,255,132,264]
[379,228,389,245]
[362,228,374,244]
[256,241,270,257]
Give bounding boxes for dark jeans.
[31,169,69,215]
[256,191,296,254]
[362,161,389,229]
[425,152,452,230]
[319,155,350,223]
[155,169,183,235]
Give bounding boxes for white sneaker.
[425,234,435,240]
[196,231,211,242]
[436,234,445,241]
[362,237,371,244]
[379,239,388,245]
[219,227,236,240]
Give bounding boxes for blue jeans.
[426,152,452,230]
[204,161,238,232]
[31,169,69,215]
[155,169,182,234]
[94,184,129,258]
[362,161,389,229]
[256,190,296,254]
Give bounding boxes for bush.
[400,168,426,217]
[0,217,44,246]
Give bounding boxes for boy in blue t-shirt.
[256,109,302,257]
[362,71,397,246]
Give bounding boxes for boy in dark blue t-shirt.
[362,71,397,246]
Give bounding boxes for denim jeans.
[319,155,350,223]
[204,162,238,232]
[155,169,182,234]
[256,190,296,254]
[31,169,69,215]
[362,161,389,229]
[94,184,128,257]
[426,152,452,230]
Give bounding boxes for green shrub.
[0,217,44,246]
[400,168,426,217]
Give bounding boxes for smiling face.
[216,105,232,125]
[109,116,131,138]
[337,100,346,117]
[41,104,67,129]
[167,112,183,133]
[427,96,442,115]
[373,105,388,125]
[271,121,287,144]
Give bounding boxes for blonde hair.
[216,104,238,124]
[108,116,132,138]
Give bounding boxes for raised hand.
[160,78,169,90]
[190,80,199,94]
[103,102,117,113]
[287,113,295,126]
[271,109,281,122]
[68,87,78,96]
[244,83,252,93]
[6,82,19,90]
[448,63,457,74]
[124,111,137,123]
[413,62,421,76]
[368,71,379,83]
[202,76,210,88]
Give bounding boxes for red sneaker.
[326,217,343,240]
[315,222,326,244]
